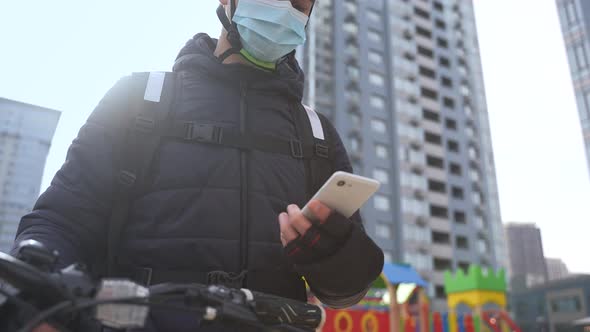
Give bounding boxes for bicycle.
[0,240,325,332]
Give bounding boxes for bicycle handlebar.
[0,241,325,332]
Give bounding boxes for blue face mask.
[232,0,309,63]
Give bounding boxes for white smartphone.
[301,171,381,221]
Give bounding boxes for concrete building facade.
[546,258,571,281]
[510,275,590,332]
[505,223,549,289]
[0,98,60,252]
[556,0,590,175]
[298,0,505,309]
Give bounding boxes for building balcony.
[429,216,451,232]
[430,243,453,259]
[425,167,446,182]
[427,191,449,206]
[424,142,445,158]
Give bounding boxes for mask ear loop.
[306,1,315,28]
[216,0,243,63]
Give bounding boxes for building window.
[432,231,450,244]
[434,285,447,300]
[445,118,457,130]
[469,168,481,182]
[477,238,488,254]
[415,26,432,39]
[367,9,382,24]
[474,215,485,228]
[418,46,434,58]
[450,162,462,175]
[371,118,387,134]
[347,65,360,80]
[369,72,385,87]
[437,37,449,49]
[458,261,470,272]
[404,252,432,270]
[454,210,466,223]
[419,66,436,79]
[400,171,427,190]
[551,296,582,313]
[447,140,460,152]
[451,186,464,199]
[343,22,359,35]
[375,144,389,159]
[402,198,428,216]
[374,194,391,211]
[439,56,450,68]
[430,205,448,218]
[472,191,482,205]
[369,51,383,64]
[349,136,360,153]
[456,236,469,249]
[575,44,588,70]
[373,168,389,184]
[582,92,590,122]
[443,97,455,109]
[434,258,452,271]
[426,155,444,169]
[376,223,391,239]
[441,75,453,87]
[428,179,446,193]
[368,29,383,43]
[566,1,579,25]
[425,132,442,145]
[423,109,440,122]
[421,87,438,100]
[414,7,430,19]
[434,2,444,12]
[370,95,386,109]
[383,250,393,263]
[348,111,360,127]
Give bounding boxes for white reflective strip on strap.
[303,105,325,140]
[143,72,166,103]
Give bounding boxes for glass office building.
[557,0,590,176]
[0,98,60,253]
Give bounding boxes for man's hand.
[278,200,331,247]
[278,200,354,265]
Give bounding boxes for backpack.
[105,72,335,276]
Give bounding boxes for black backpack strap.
[292,103,333,200]
[310,111,335,193]
[106,71,178,276]
[162,122,322,159]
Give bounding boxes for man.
[12,0,384,330]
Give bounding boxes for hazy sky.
[1,0,588,273]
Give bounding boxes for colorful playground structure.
[318,264,521,332]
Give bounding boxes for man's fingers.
[287,204,312,235]
[307,200,332,224]
[279,212,299,246]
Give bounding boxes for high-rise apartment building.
[556,0,590,175]
[546,257,570,281]
[0,98,60,253]
[505,223,548,289]
[298,0,505,309]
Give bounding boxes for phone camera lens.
[337,181,346,187]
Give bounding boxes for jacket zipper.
[239,82,249,281]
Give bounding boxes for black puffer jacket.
[12,34,383,331]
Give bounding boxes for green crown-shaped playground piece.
[444,265,506,294]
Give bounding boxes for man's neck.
[214,30,253,67]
